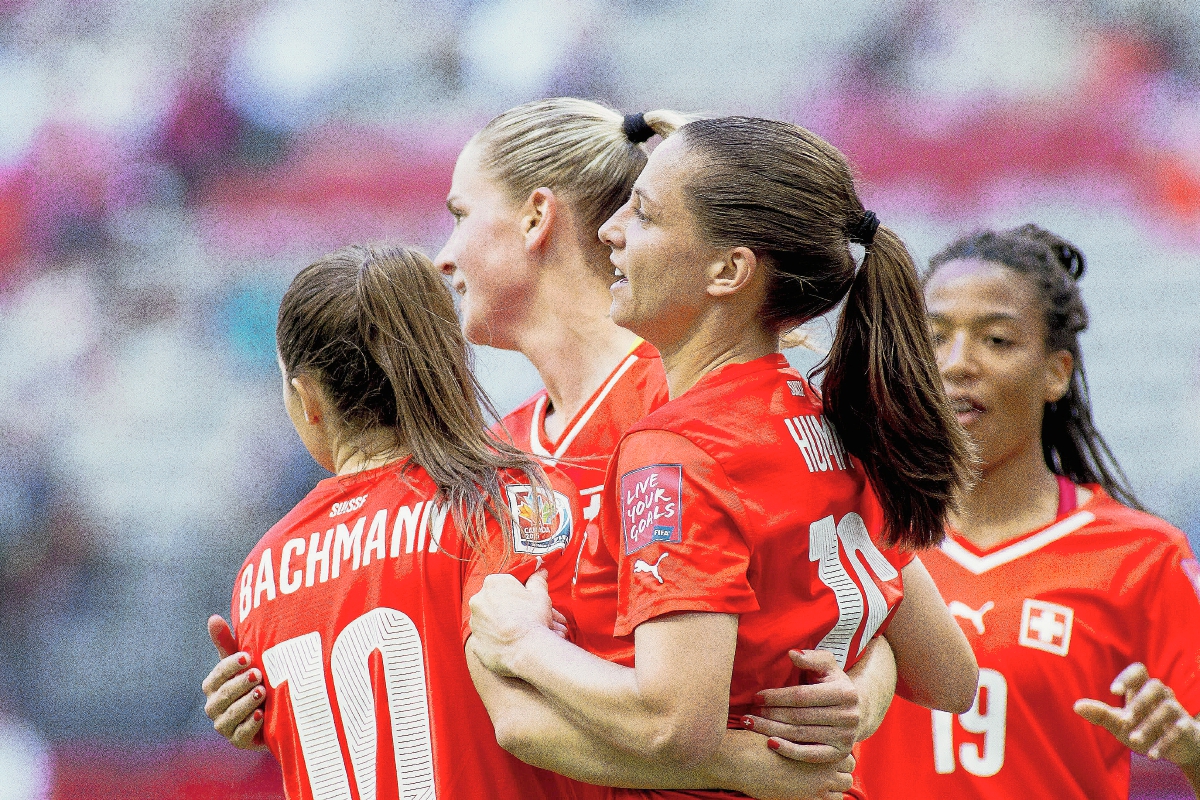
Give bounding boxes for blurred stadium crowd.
[0,0,1198,796]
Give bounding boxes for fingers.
[788,648,839,679]
[525,569,550,596]
[214,680,268,743]
[755,681,858,710]
[743,714,853,753]
[208,615,237,659]
[205,665,263,727]
[1147,715,1195,760]
[751,701,860,729]
[1112,662,1149,698]
[550,608,568,626]
[1127,687,1183,753]
[1074,699,1125,734]
[202,652,253,696]
[765,736,847,764]
[228,708,266,750]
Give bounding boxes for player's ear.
[707,246,759,298]
[522,188,557,253]
[1043,349,1073,403]
[291,375,326,425]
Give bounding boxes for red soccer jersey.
[858,485,1200,800]
[574,354,912,800]
[231,459,598,800]
[496,339,669,526]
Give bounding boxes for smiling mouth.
[950,397,985,425]
[611,266,628,287]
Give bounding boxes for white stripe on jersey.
[940,511,1096,575]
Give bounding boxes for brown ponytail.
[675,117,973,548]
[277,245,550,551]
[819,226,975,547]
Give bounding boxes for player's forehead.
[926,259,1042,327]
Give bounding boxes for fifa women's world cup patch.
[505,485,573,555]
[621,464,682,555]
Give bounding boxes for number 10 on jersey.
[932,668,1008,777]
[261,607,437,800]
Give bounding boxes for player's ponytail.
[277,245,549,551]
[820,225,975,548]
[675,116,973,548]
[928,225,1142,509]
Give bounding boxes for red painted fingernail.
[767,739,780,751]
[753,692,766,704]
[742,716,754,730]
[237,654,249,667]
[247,669,260,683]
[253,687,264,700]
[253,709,263,721]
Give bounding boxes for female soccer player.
[228,244,596,799]
[855,225,1200,799]
[465,115,978,799]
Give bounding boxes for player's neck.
[949,440,1061,551]
[516,291,642,442]
[656,315,777,400]
[331,430,408,476]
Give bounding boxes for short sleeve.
[610,429,758,637]
[460,467,585,645]
[1140,540,1200,715]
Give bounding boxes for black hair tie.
[622,112,656,144]
[848,210,880,246]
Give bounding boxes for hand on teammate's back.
[740,649,861,763]
[1074,662,1200,769]
[202,614,267,751]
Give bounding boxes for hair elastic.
[848,210,880,247]
[622,112,656,144]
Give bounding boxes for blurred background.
[0,0,1197,797]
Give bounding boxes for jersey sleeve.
[1138,538,1200,715]
[459,466,585,645]
[611,429,759,637]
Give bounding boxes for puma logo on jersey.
[633,553,668,584]
[948,600,994,634]
[784,414,850,473]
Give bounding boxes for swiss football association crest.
[1018,598,1074,657]
[620,464,682,555]
[505,485,573,556]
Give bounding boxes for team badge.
[505,485,573,556]
[1018,598,1074,657]
[1182,559,1200,602]
[620,464,682,555]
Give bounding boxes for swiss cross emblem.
[1018,598,1074,656]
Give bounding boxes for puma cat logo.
[633,553,669,584]
[949,600,995,634]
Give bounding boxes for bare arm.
[467,648,853,799]
[470,570,736,764]
[884,557,978,713]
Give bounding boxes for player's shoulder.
[1082,486,1193,554]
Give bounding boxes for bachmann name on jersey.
[232,460,597,800]
[858,487,1200,800]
